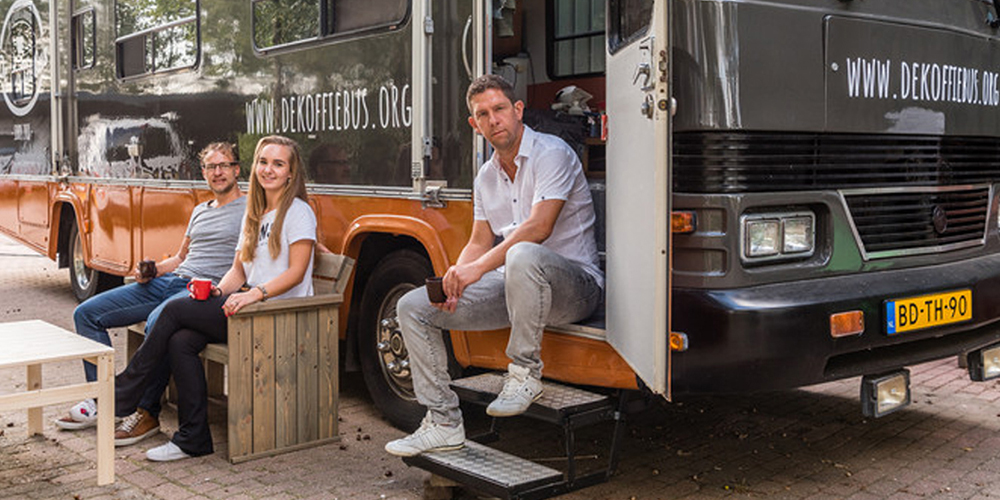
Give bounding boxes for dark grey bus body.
[670,0,1000,393]
[1,0,999,406]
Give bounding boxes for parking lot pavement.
[1,232,1000,500]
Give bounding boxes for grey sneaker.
[385,416,465,457]
[486,363,543,417]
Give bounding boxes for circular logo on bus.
[0,0,45,117]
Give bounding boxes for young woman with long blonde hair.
[115,136,317,461]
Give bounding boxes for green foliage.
[252,0,319,49]
[115,0,195,36]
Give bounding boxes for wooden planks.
[126,295,342,464]
[227,315,254,461]
[0,321,115,485]
[274,312,297,449]
[227,294,341,463]
[318,306,339,440]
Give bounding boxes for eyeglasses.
[202,162,239,171]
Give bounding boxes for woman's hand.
[222,290,260,317]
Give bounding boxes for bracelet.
[255,284,268,301]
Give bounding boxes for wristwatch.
[255,284,269,301]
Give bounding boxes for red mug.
[187,278,212,300]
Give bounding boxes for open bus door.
[605,0,671,397]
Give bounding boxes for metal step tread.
[451,373,612,423]
[403,441,562,496]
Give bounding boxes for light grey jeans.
[397,242,602,426]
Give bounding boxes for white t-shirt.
[239,198,316,300]
[473,126,603,289]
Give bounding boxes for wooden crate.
[227,294,341,463]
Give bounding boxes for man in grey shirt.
[56,142,246,448]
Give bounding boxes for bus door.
[604,0,671,397]
[410,0,482,200]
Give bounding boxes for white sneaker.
[385,416,465,457]
[146,441,192,462]
[55,399,98,430]
[486,363,543,417]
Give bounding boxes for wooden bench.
[126,253,353,463]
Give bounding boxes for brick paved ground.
[1,233,1000,499]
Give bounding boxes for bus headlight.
[741,211,815,262]
[745,219,780,257]
[783,216,814,253]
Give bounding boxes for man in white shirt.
[386,75,603,457]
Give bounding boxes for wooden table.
[0,320,115,485]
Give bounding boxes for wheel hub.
[376,284,416,400]
[72,230,94,290]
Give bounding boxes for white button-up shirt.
[474,126,603,288]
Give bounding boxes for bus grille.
[843,187,990,258]
[674,133,1000,193]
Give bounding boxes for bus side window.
[252,0,407,52]
[72,9,96,70]
[115,0,199,79]
[608,0,654,54]
[329,0,407,32]
[252,0,321,49]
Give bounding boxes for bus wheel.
[359,249,436,431]
[68,222,121,302]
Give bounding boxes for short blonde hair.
[198,142,238,165]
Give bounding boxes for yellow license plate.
[885,289,972,335]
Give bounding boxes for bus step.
[402,441,562,500]
[450,373,614,426]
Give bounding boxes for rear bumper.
[671,253,1000,394]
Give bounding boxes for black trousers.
[116,295,229,456]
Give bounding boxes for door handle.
[462,15,473,81]
[633,63,652,91]
[640,94,654,119]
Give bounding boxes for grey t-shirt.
[174,196,246,283]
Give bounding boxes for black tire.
[358,249,458,431]
[68,222,122,302]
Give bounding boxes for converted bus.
[2,0,1000,466]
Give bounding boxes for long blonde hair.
[238,136,308,262]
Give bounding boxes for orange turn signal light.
[672,211,695,234]
[830,310,864,338]
[669,332,689,352]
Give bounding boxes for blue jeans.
[73,274,190,418]
[397,242,602,426]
